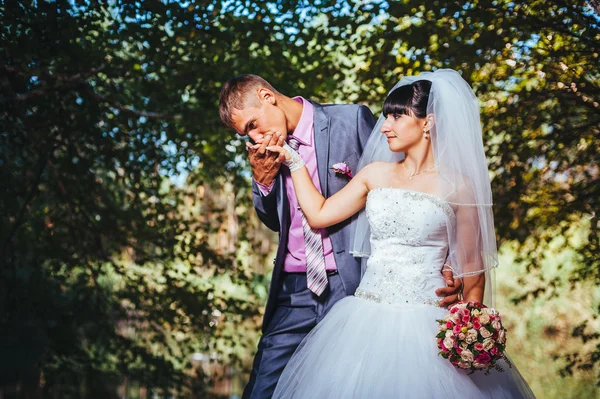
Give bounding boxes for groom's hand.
[436,269,463,308]
[247,132,285,186]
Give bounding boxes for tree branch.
[91,92,182,121]
[1,150,50,258]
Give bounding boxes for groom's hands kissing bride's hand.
[436,269,463,308]
[247,132,286,186]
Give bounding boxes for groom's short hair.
[219,74,279,129]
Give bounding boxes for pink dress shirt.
[255,97,337,272]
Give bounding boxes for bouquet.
[436,301,511,374]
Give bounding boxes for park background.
[1,0,599,398]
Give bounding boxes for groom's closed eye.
[243,119,257,135]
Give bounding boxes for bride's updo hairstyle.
[382,80,432,119]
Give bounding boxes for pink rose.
[476,352,492,364]
[439,339,448,352]
[453,324,462,334]
[331,162,352,178]
[443,337,455,351]
[446,321,454,329]
[462,315,471,324]
[473,320,482,330]
[490,346,499,356]
[450,306,460,314]
[474,343,484,351]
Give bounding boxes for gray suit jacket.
[252,101,377,331]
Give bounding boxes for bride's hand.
[257,132,287,163]
[265,145,290,163]
[266,137,305,172]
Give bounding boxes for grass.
[496,240,599,399]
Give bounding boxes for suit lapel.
[311,102,331,196]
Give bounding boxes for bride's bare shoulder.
[360,161,397,174]
[358,162,397,185]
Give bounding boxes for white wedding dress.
[273,188,535,399]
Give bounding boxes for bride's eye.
[393,114,402,120]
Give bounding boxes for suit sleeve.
[252,178,280,232]
[356,104,377,153]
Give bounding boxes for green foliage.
[1,0,598,396]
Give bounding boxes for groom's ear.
[258,88,277,106]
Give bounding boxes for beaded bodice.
[355,188,456,306]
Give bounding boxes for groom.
[219,74,462,398]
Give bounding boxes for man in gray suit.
[219,74,461,398]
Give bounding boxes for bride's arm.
[267,140,372,229]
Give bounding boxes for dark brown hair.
[383,80,432,119]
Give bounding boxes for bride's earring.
[423,117,433,139]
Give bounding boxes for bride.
[265,69,535,398]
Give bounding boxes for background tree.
[1,0,598,397]
[0,0,354,396]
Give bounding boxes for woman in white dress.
[266,69,535,398]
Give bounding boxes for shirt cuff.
[254,178,275,195]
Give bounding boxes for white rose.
[458,333,466,340]
[465,329,478,344]
[443,337,455,349]
[460,342,468,350]
[498,329,506,344]
[444,314,453,322]
[492,320,501,330]
[460,349,474,363]
[479,327,492,338]
[472,309,481,317]
[483,338,495,351]
[473,362,486,369]
[439,323,448,331]
[458,362,470,369]
[445,330,454,338]
[479,313,490,324]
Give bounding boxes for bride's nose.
[381,120,391,133]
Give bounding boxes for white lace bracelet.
[282,142,305,172]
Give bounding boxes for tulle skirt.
[273,296,535,399]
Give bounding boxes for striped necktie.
[288,137,328,296]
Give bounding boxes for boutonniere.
[331,162,353,178]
